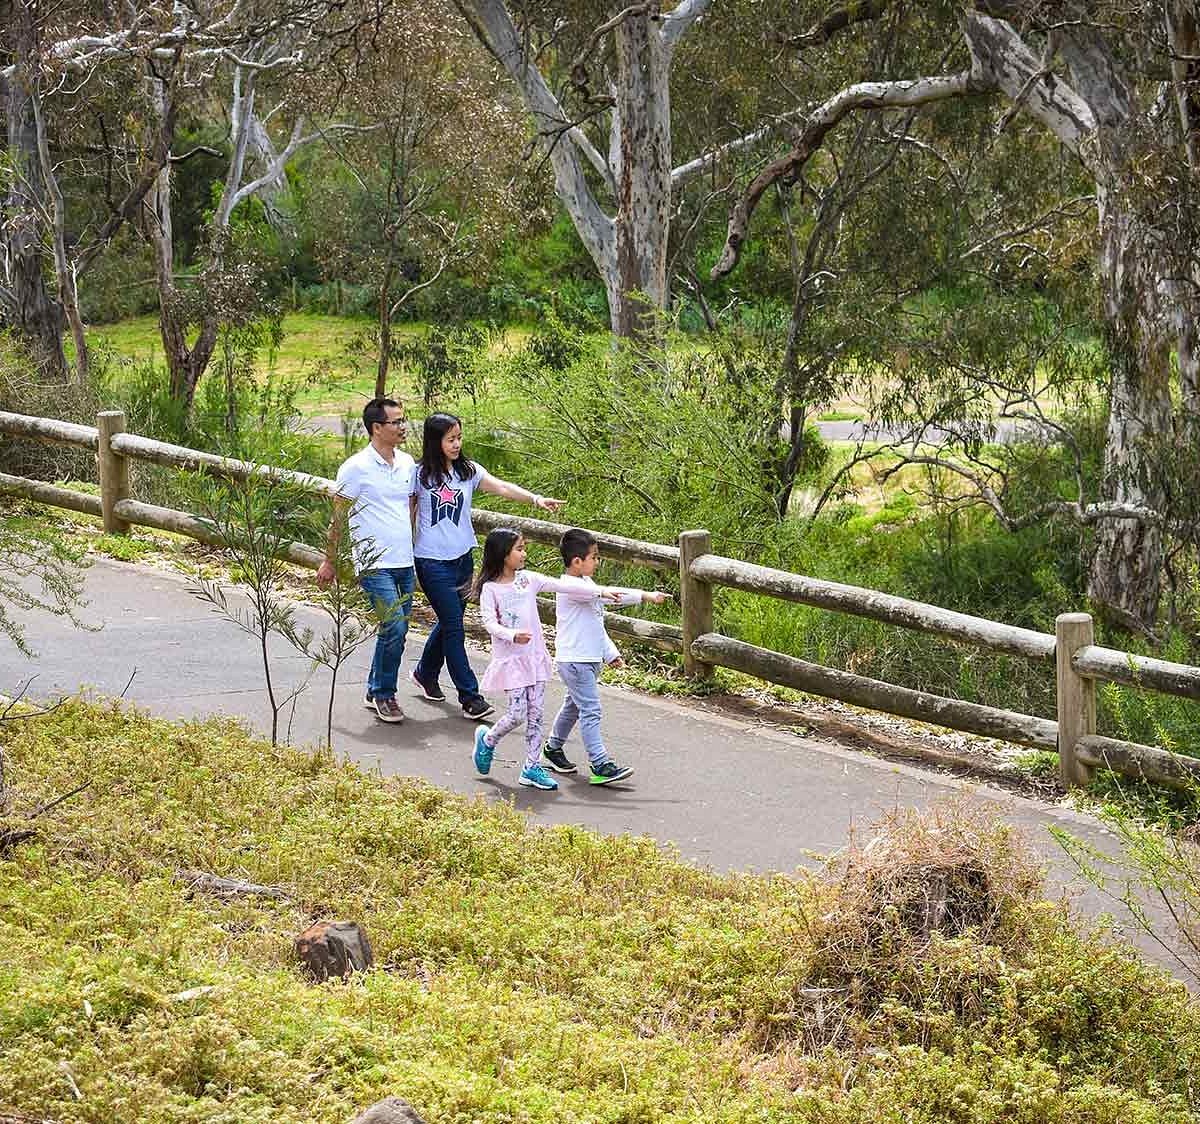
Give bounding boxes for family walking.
[318,397,669,790]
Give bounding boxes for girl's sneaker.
[473,726,494,775]
[589,761,633,785]
[518,764,558,790]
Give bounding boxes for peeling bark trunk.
[455,0,709,340]
[147,78,216,411]
[375,261,394,398]
[30,86,87,385]
[611,11,671,338]
[1085,190,1173,628]
[3,3,66,380]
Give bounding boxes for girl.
[471,528,622,791]
[410,412,565,720]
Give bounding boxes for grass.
[2,701,1200,1122]
[87,314,536,419]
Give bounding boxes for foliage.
[0,332,103,484]
[397,323,493,409]
[279,519,385,749]
[1098,637,1200,756]
[1054,787,1200,984]
[497,331,829,550]
[0,505,90,659]
[183,471,319,744]
[2,701,1199,1121]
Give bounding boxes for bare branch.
[961,12,1097,156]
[570,4,651,88]
[672,108,807,190]
[712,69,983,278]
[454,0,614,274]
[883,454,1165,531]
[568,126,616,196]
[781,0,891,51]
[660,0,715,54]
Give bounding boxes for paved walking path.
[1,557,1179,968]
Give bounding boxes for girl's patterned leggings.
[483,681,547,769]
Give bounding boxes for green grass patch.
[87,314,540,419]
[2,702,1198,1121]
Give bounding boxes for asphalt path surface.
[1,557,1185,973]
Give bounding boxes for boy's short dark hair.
[560,528,597,568]
[362,397,400,436]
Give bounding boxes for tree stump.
[348,1097,426,1124]
[294,920,373,981]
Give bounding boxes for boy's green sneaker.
[589,761,634,785]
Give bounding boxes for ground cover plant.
[2,701,1199,1122]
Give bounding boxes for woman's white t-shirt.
[412,461,489,560]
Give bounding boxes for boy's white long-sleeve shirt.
[553,574,643,664]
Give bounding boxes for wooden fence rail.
[3,408,1200,792]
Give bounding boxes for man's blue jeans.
[414,550,482,705]
[359,566,414,701]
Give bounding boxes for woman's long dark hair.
[473,527,521,600]
[418,411,476,488]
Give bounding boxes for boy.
[543,528,671,784]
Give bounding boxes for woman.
[409,412,565,719]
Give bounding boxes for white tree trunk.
[610,11,671,337]
[455,0,715,338]
[1085,189,1174,628]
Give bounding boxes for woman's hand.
[533,495,566,512]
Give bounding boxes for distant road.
[306,414,1033,445]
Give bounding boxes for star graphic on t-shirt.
[430,481,464,526]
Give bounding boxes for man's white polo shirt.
[333,444,417,574]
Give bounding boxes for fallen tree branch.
[0,781,91,854]
[176,868,291,901]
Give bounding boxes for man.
[317,397,415,723]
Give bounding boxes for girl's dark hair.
[473,527,521,599]
[419,411,476,488]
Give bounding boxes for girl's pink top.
[478,571,595,691]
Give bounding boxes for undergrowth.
[1,702,1198,1121]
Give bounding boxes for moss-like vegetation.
[1,701,1198,1122]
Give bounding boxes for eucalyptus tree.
[1,0,395,405]
[453,0,793,337]
[711,1,1200,631]
[310,0,521,397]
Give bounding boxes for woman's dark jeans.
[414,550,482,705]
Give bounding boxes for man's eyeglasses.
[382,418,407,428]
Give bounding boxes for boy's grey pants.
[548,661,608,765]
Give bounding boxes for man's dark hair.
[560,528,597,568]
[363,397,400,436]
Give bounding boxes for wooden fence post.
[679,529,714,679]
[1055,612,1096,788]
[97,409,131,535]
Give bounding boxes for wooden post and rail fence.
[2,407,1200,792]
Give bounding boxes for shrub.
[2,703,1199,1122]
